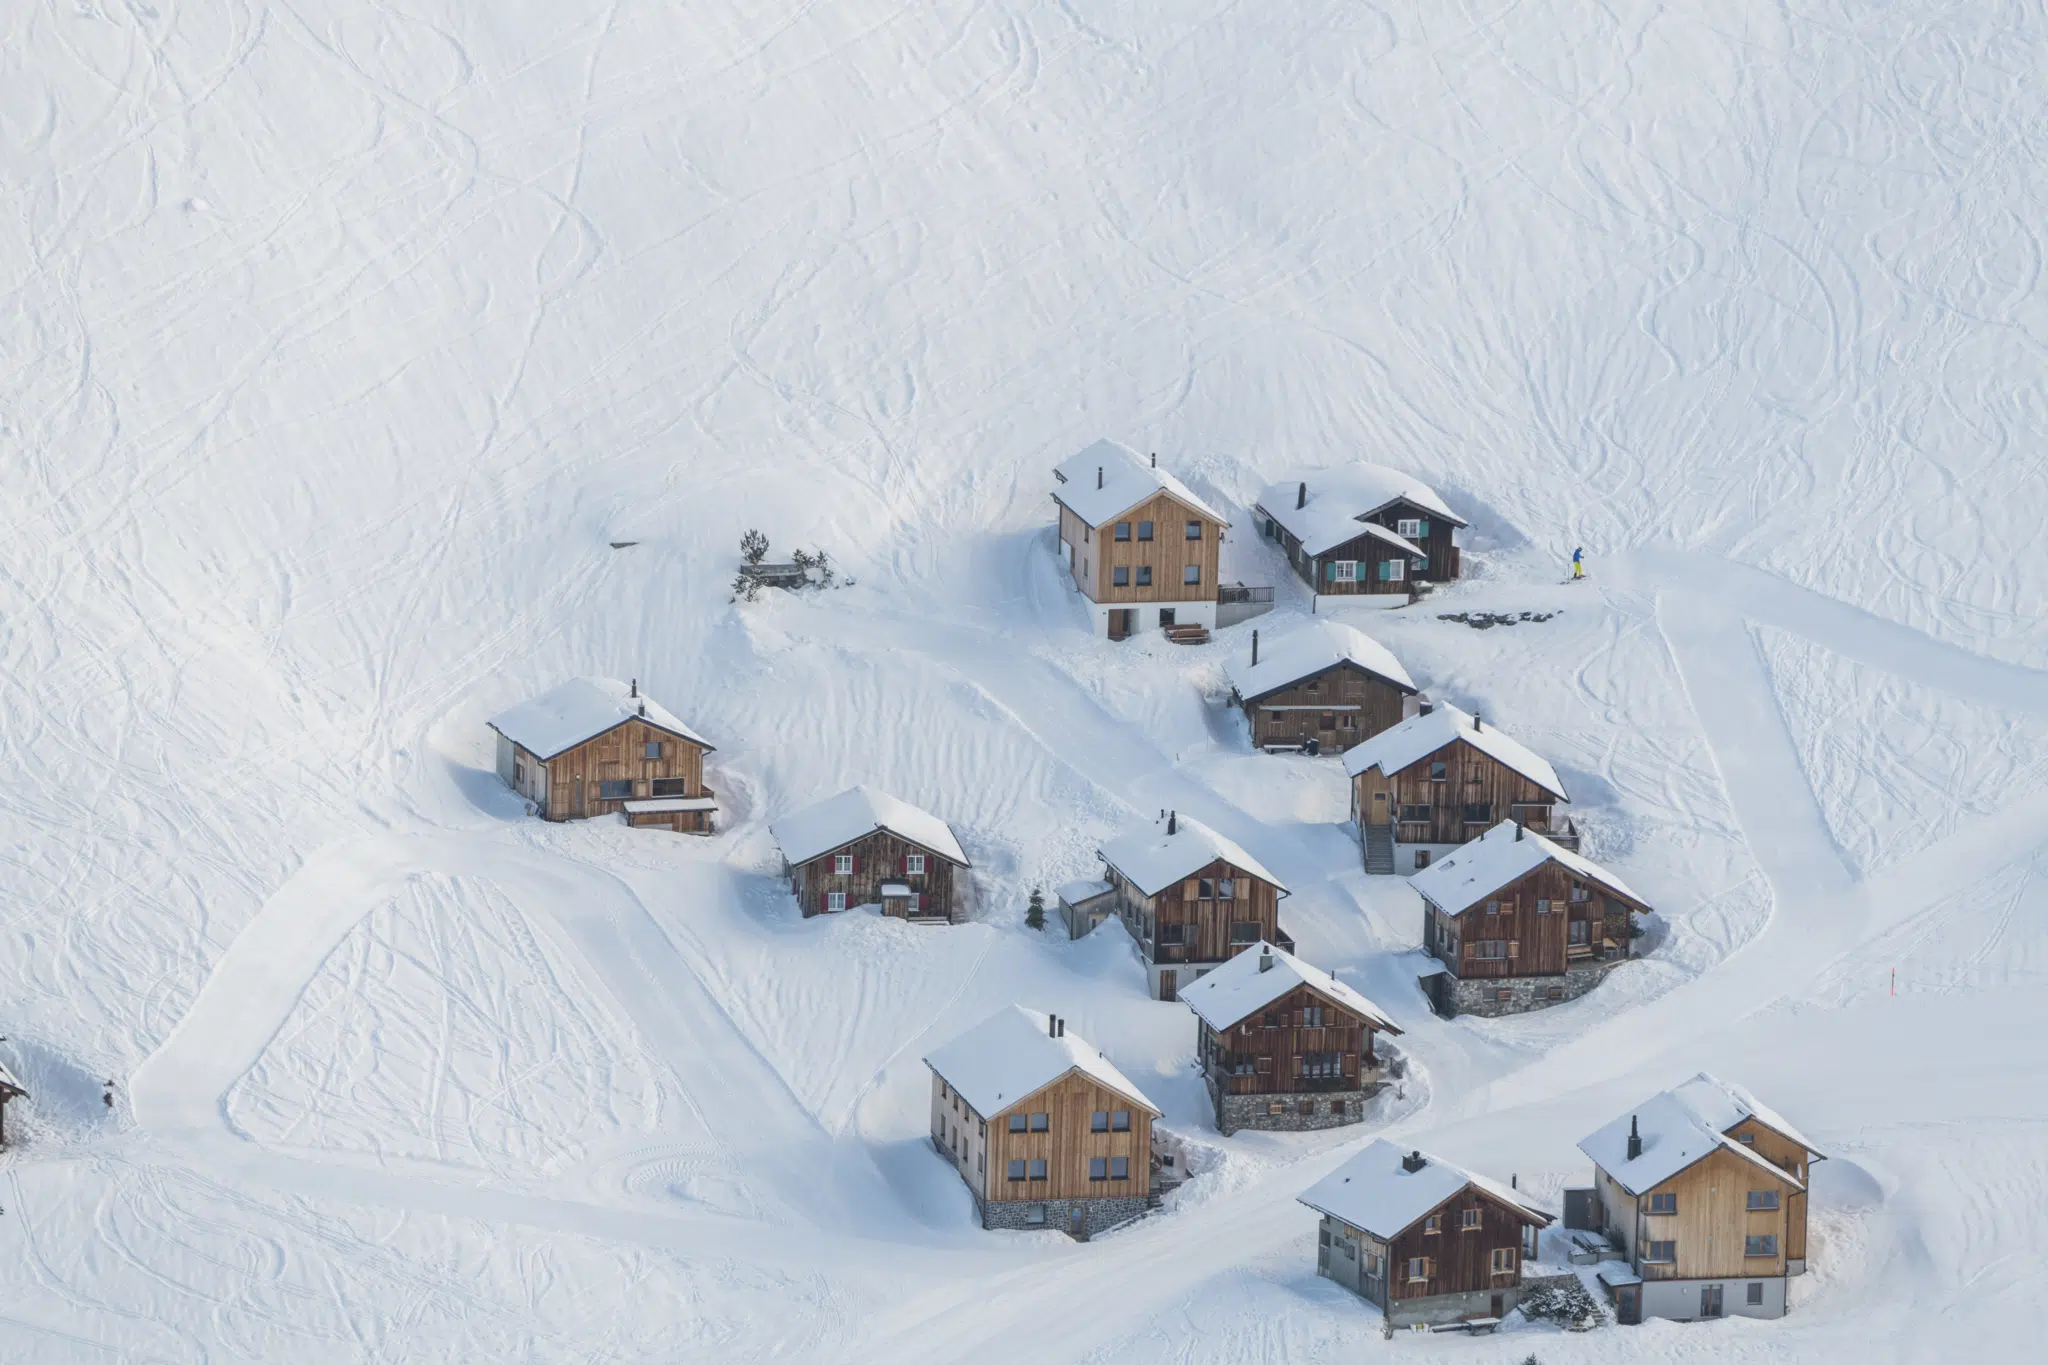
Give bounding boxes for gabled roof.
[1298,1139,1552,1241]
[1176,941,1401,1035]
[488,677,714,760]
[924,1006,1158,1118]
[0,1059,23,1097]
[771,786,970,867]
[1099,814,1286,898]
[1579,1073,1817,1196]
[1052,439,1228,528]
[1055,878,1112,906]
[1224,619,1417,703]
[1409,820,1645,918]
[1340,703,1567,801]
[1255,466,1466,556]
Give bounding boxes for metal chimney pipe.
[1150,451,1157,468]
[1296,481,1306,510]
[1627,1115,1643,1161]
[630,677,637,697]
[1167,811,1177,836]
[1048,1014,1057,1038]
[1252,629,1259,667]
[1097,466,1103,489]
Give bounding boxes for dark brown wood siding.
[1197,982,1391,1097]
[1351,736,1563,846]
[1384,1185,1538,1304]
[1242,662,1411,751]
[790,827,960,920]
[1422,857,1651,981]
[1107,856,1283,966]
[537,719,711,823]
[1362,498,1461,583]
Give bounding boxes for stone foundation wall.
[1212,1080,1382,1135]
[1436,960,1623,1018]
[975,1192,1150,1239]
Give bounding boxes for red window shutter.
[901,853,909,875]
[852,854,862,875]
[820,891,830,913]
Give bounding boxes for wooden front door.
[1108,609,1133,641]
[1159,969,1178,1002]
[1369,791,1391,825]
[1616,1285,1639,1326]
[1490,1293,1504,1319]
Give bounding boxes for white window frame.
[905,853,926,875]
[1332,560,1356,582]
[834,854,854,875]
[827,890,848,911]
[1396,518,1423,538]
[1382,558,1406,582]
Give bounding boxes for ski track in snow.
[3,0,2048,1359]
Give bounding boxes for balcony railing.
[1218,584,1274,606]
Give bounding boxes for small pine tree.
[790,547,817,572]
[730,572,760,603]
[813,549,835,587]
[740,529,770,564]
[1025,887,1046,931]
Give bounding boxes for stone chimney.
[1401,1150,1426,1174]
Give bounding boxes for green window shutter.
[1417,519,1429,536]
[1325,561,1337,582]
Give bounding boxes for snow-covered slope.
[3,1,2045,1360]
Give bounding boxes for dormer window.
[1396,518,1424,538]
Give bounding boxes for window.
[978,1119,986,1138]
[1230,922,1260,943]
[1463,802,1491,824]
[1115,521,1131,541]
[644,741,664,760]
[1197,878,1215,900]
[1424,1215,1440,1235]
[1736,1132,1755,1145]
[1157,923,1186,945]
[1399,804,1432,823]
[1111,1111,1130,1132]
[1028,1159,1048,1180]
[1255,1056,1273,1075]
[1183,565,1201,586]
[1110,1156,1129,1179]
[1112,566,1129,587]
[1473,940,1508,960]
[1090,1157,1109,1181]
[598,779,633,800]
[977,1153,985,1173]
[1297,1099,1314,1116]
[1304,1051,1343,1079]
[1746,1282,1765,1306]
[1380,559,1406,582]
[1091,1111,1109,1132]
[1332,560,1357,582]
[1215,878,1235,900]
[1649,1193,1677,1216]
[1570,882,1590,902]
[1396,518,1424,538]
[1545,985,1564,1000]
[1490,1247,1516,1274]
[1535,898,1552,914]
[1568,919,1591,945]
[1137,520,1154,541]
[1136,566,1153,587]
[1185,520,1202,540]
[1029,1112,1049,1132]
[1747,1190,1780,1211]
[1644,1240,1676,1263]
[827,891,847,912]
[1025,1204,1047,1225]
[1461,1208,1483,1231]
[1267,1101,1285,1115]
[1302,1006,1323,1028]
[1330,1099,1345,1116]
[834,854,854,875]
[1413,851,1431,869]
[1429,761,1447,782]
[1745,1235,1778,1258]
[1008,1115,1027,1133]
[1319,712,1336,731]
[1007,1159,1026,1181]
[650,777,693,796]
[906,854,925,875]
[1406,1257,1431,1282]
[1484,899,1501,915]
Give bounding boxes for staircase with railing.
[1363,823,1396,875]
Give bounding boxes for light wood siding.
[1106,857,1283,966]
[1057,502,1100,598]
[1384,1184,1542,1303]
[1634,1146,1801,1281]
[1422,858,1651,981]
[1725,1120,1815,1262]
[538,720,711,824]
[980,1071,1154,1204]
[1092,490,1224,604]
[1197,982,1391,1097]
[790,828,960,920]
[1351,736,1564,847]
[1243,662,1412,751]
[931,1071,992,1197]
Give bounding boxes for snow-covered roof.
[772,785,970,867]
[0,1060,23,1095]
[1255,466,1466,555]
[621,797,717,813]
[1224,619,1416,702]
[923,1006,1158,1118]
[1579,1073,1817,1196]
[1176,941,1401,1034]
[1409,820,1644,918]
[1099,814,1286,898]
[1052,439,1227,528]
[488,677,714,760]
[1056,878,1113,906]
[1298,1139,1551,1240]
[1340,703,1567,800]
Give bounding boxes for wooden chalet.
[771,785,970,923]
[488,677,718,832]
[924,1006,1161,1238]
[1052,439,1230,644]
[1224,620,1418,754]
[1345,702,1574,875]
[1300,1139,1554,1329]
[1095,812,1292,1001]
[1575,1074,1824,1324]
[1255,467,1467,599]
[0,1060,24,1147]
[1412,820,1652,1018]
[1177,941,1402,1135]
